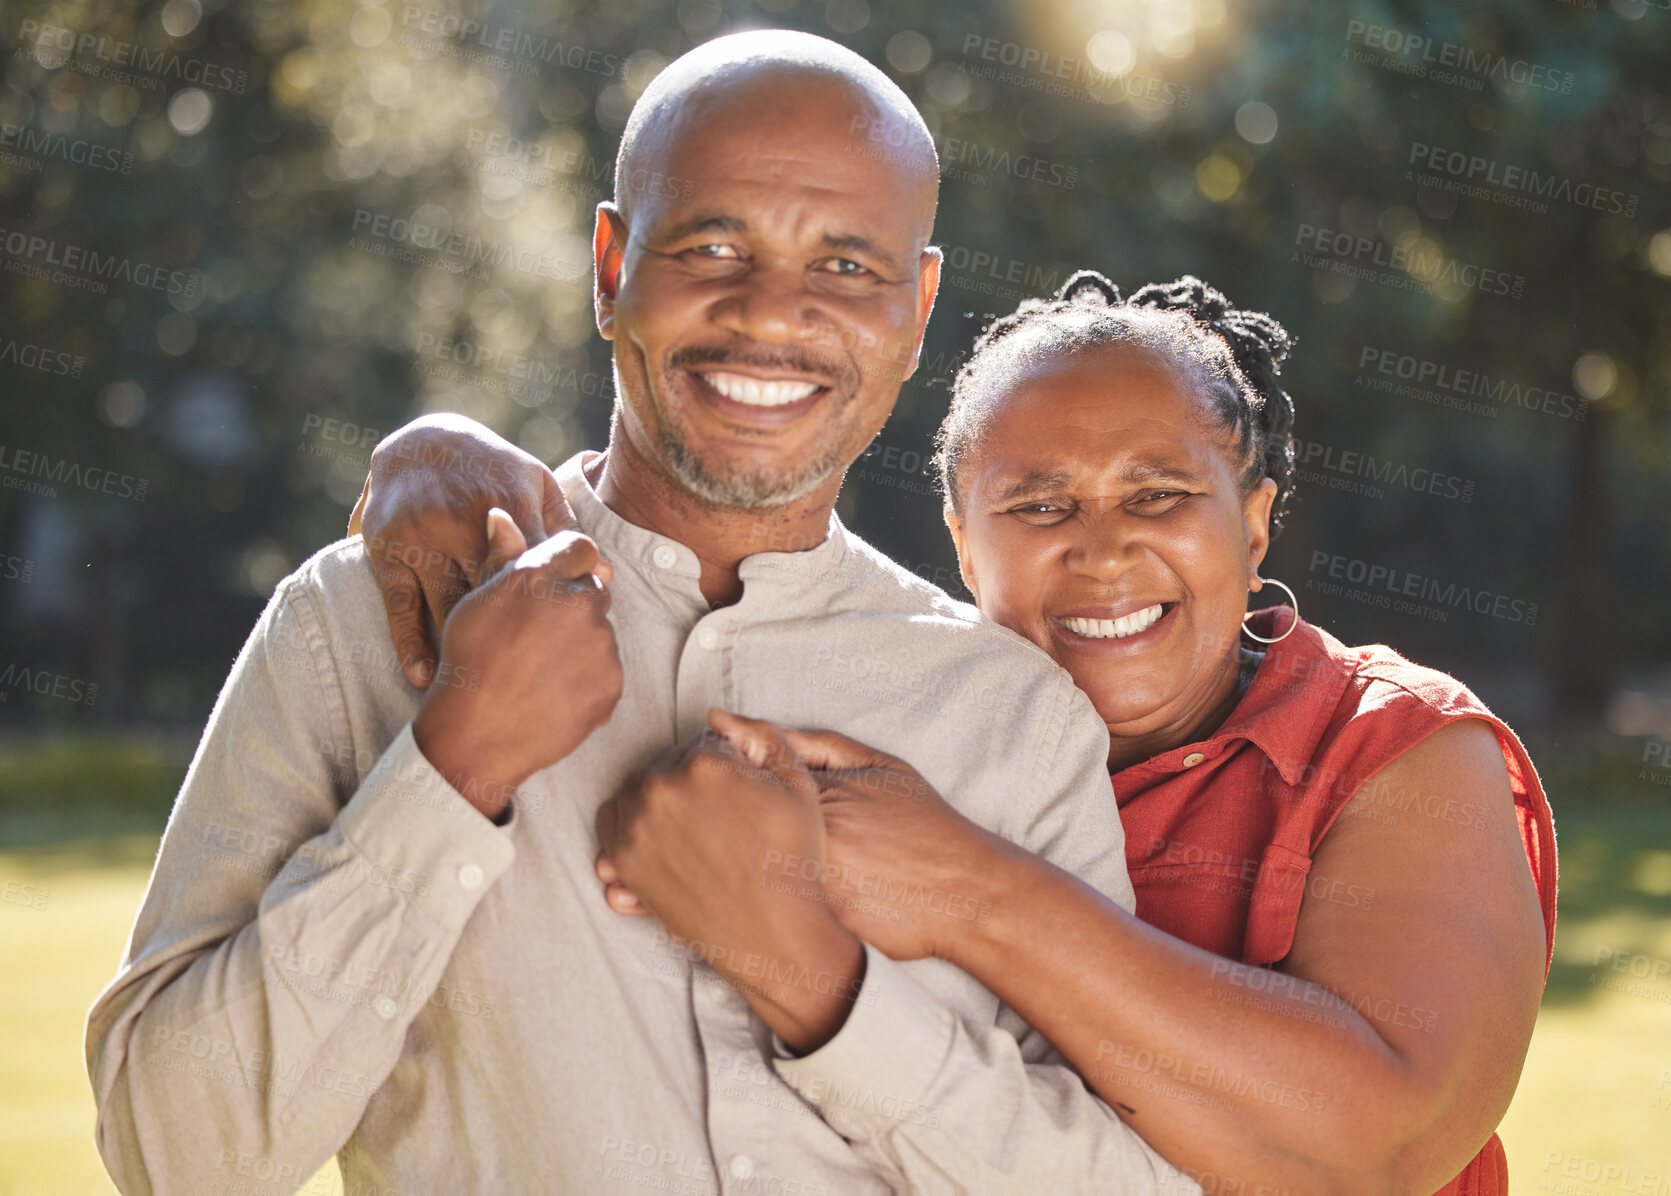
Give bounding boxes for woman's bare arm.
[750,719,1547,1193]
[943,718,1546,1193]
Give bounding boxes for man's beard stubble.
[652,344,862,510]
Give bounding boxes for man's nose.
[709,265,830,344]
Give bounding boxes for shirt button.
[1182,751,1206,768]
[374,996,399,1020]
[458,863,485,890]
[652,544,678,569]
[727,1154,756,1182]
[697,626,719,650]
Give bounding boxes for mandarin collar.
[553,450,851,587]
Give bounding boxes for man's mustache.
[668,344,862,393]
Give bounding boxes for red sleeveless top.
[1113,607,1557,1195]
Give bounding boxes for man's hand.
[349,413,611,688]
[412,508,623,820]
[598,716,1007,963]
[595,709,865,1054]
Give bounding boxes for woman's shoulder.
[1252,619,1517,810]
[1289,619,1498,727]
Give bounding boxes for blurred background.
[1,0,1668,1190]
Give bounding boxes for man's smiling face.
[595,69,940,510]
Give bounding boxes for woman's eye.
[690,244,741,259]
[1132,490,1189,512]
[1006,502,1070,519]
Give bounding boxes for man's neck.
[588,435,840,607]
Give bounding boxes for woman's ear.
[1243,477,1277,588]
[943,504,979,602]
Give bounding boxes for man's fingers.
[779,727,897,773]
[348,475,371,536]
[604,881,649,915]
[595,795,620,853]
[595,852,647,914]
[522,529,602,579]
[480,507,530,582]
[377,563,438,688]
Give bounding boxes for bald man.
[86,32,1196,1195]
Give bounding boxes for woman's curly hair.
[933,270,1298,533]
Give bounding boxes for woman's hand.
[597,712,1010,964]
[779,723,1009,962]
[348,413,609,687]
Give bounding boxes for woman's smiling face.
[948,342,1276,744]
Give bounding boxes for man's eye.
[690,244,742,259]
[818,258,869,276]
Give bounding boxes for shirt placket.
[693,960,784,1196]
[669,600,783,1192]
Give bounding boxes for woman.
[351,273,1556,1193]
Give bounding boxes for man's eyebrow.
[819,232,904,276]
[655,214,746,242]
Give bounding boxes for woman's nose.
[1064,509,1137,579]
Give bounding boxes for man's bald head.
[614,30,938,224]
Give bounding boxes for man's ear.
[943,503,978,602]
[900,246,943,382]
[594,202,628,340]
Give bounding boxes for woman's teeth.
[1059,604,1166,640]
[700,371,821,407]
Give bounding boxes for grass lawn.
[2,807,1666,1194]
[0,820,340,1196]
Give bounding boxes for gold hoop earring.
[1241,576,1299,644]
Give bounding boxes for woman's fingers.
[779,727,898,773]
[705,708,805,776]
[373,561,438,688]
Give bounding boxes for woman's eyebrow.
[992,461,1204,503]
[993,469,1074,503]
[1121,462,1204,485]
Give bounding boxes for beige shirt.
[86,450,1197,1195]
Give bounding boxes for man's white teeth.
[1060,604,1165,640]
[700,372,820,407]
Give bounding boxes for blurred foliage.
[0,731,189,842]
[0,0,1667,737]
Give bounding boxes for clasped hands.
[387,485,1004,1053]
[594,708,1003,1053]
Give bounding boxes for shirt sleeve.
[772,675,1198,1193]
[83,568,517,1195]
